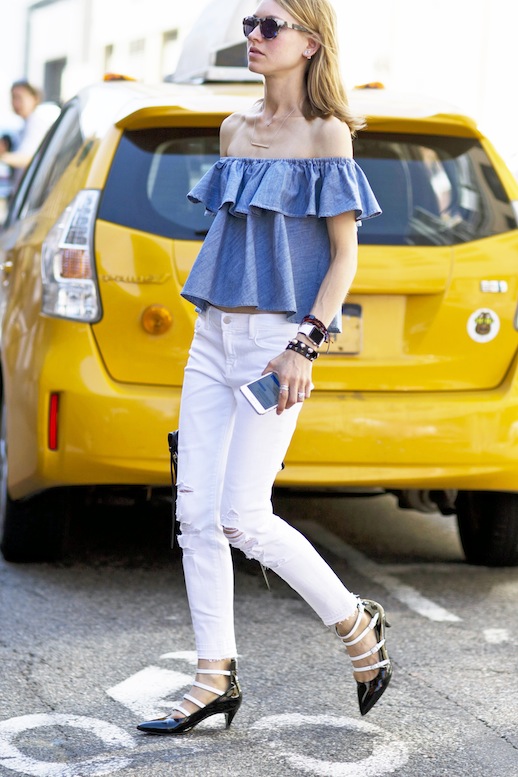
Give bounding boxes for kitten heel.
[336,598,393,716]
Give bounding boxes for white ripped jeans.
[176,306,358,659]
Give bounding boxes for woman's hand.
[263,348,313,415]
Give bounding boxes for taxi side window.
[22,103,83,216]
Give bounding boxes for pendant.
[250,140,270,148]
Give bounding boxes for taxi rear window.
[98,128,220,240]
[355,132,517,245]
[98,127,517,245]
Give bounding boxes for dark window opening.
[44,58,66,104]
[215,42,248,68]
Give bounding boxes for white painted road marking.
[0,714,134,777]
[251,713,409,776]
[296,520,461,622]
[108,654,234,730]
[159,649,198,664]
[483,628,510,644]
[0,656,409,776]
[107,665,192,719]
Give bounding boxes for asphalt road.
[1,491,517,777]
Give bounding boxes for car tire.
[455,490,518,567]
[0,398,69,562]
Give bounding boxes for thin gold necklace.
[250,107,297,149]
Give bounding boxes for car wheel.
[455,490,518,567]
[0,398,69,562]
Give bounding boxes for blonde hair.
[274,0,365,133]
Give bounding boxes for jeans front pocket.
[252,324,298,354]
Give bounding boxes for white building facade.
[4,0,220,103]
[0,0,516,163]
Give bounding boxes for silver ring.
[279,384,289,392]
[297,392,305,401]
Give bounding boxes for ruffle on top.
[182,157,381,330]
[187,156,381,221]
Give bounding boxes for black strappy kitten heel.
[136,659,242,734]
[336,598,393,716]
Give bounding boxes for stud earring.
[304,49,312,59]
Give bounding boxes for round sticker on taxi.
[467,308,500,343]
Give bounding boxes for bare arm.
[0,150,31,169]
[265,209,358,413]
[308,210,358,327]
[264,118,358,413]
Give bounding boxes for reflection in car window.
[23,103,83,215]
[355,133,517,246]
[99,128,220,240]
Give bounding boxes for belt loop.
[206,305,216,328]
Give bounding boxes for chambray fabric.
[182,157,381,332]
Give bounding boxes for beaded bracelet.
[286,338,319,362]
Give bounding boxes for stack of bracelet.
[285,315,329,362]
[299,315,330,345]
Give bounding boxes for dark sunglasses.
[242,15,309,40]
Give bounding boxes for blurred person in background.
[0,80,60,190]
[0,133,15,223]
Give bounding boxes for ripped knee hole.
[223,527,243,541]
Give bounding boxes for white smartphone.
[240,372,280,414]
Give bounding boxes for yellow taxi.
[1,78,518,565]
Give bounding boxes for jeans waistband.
[202,306,293,335]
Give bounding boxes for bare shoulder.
[313,116,353,158]
[219,112,246,155]
[221,112,245,134]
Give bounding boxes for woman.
[138,0,392,734]
[0,81,59,187]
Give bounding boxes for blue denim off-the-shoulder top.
[182,157,381,332]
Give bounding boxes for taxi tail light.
[48,393,59,451]
[41,190,101,322]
